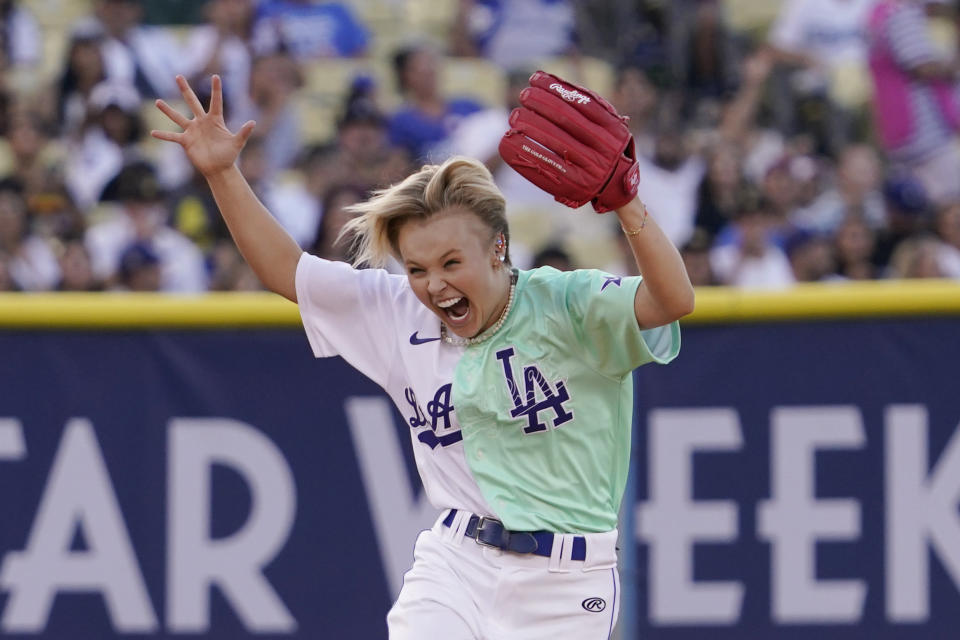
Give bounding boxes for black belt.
[442,509,587,561]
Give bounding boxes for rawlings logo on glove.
[499,71,640,213]
[549,83,591,105]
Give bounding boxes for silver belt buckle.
[473,516,503,549]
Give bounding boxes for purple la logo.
[495,347,574,435]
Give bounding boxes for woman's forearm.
[205,165,302,302]
[616,198,695,328]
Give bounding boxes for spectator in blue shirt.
[449,0,576,69]
[251,0,369,59]
[387,44,484,162]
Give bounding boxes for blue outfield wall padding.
[631,317,960,638]
[0,313,959,637]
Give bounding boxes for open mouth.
[437,296,470,325]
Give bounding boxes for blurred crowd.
[1,0,960,292]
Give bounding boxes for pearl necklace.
[441,270,517,347]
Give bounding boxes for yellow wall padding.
[1,280,959,329]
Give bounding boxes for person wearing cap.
[0,178,60,291]
[709,189,796,289]
[89,80,144,122]
[784,228,838,282]
[84,162,208,292]
[115,241,161,291]
[334,94,410,190]
[387,44,484,162]
[871,172,939,272]
[63,79,146,212]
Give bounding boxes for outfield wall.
[0,281,958,638]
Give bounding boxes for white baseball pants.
[387,510,620,639]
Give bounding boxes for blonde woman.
[152,74,694,639]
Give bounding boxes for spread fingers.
[176,75,206,118]
[154,99,191,130]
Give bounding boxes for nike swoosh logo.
[410,331,441,345]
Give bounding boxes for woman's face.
[70,41,103,84]
[59,241,96,291]
[100,106,135,144]
[762,166,797,211]
[708,145,740,189]
[0,193,25,246]
[0,255,13,291]
[903,240,944,279]
[250,54,298,104]
[208,0,252,32]
[339,121,385,158]
[8,116,44,160]
[397,208,509,339]
[835,217,874,262]
[613,67,656,119]
[318,189,363,260]
[937,203,960,248]
[839,146,880,195]
[737,210,769,255]
[403,50,438,98]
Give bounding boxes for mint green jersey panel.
[452,267,680,533]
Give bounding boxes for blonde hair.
[340,156,509,268]
[889,235,945,279]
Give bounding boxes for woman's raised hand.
[150,75,255,178]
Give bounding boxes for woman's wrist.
[616,198,649,236]
[203,163,241,185]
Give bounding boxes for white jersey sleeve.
[295,252,407,388]
[295,252,497,519]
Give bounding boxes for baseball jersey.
[295,253,680,533]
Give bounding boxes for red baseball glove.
[498,71,640,213]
